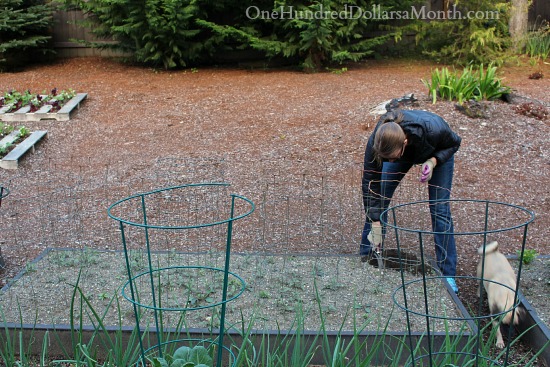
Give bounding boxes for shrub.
[0,0,55,71]
[413,1,511,65]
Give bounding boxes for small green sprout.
[518,249,538,265]
[18,126,30,138]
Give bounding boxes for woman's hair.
[373,110,406,164]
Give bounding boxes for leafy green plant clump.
[1,88,76,112]
[0,88,76,113]
[518,249,538,265]
[0,122,14,138]
[412,0,510,65]
[0,124,31,156]
[423,64,511,104]
[525,22,550,61]
[150,345,213,367]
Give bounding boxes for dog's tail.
[477,241,499,255]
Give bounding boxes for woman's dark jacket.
[362,110,461,222]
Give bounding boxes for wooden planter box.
[518,290,550,366]
[0,130,47,169]
[0,93,87,122]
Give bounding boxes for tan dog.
[476,241,522,348]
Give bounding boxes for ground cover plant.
[513,101,549,120]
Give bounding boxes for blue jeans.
[361,157,457,276]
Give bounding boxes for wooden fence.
[528,0,550,27]
[52,9,120,57]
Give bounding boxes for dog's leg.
[373,249,384,269]
[493,319,505,348]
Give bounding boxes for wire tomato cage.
[108,182,255,367]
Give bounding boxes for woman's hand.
[420,158,436,183]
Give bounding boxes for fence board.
[529,0,550,27]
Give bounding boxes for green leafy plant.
[327,67,348,75]
[423,65,510,104]
[0,122,14,137]
[476,64,512,100]
[518,249,538,265]
[423,66,478,104]
[49,270,145,366]
[525,22,550,61]
[149,345,213,367]
[0,88,77,113]
[0,305,50,367]
[18,126,30,139]
[0,142,13,155]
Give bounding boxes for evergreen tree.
[65,0,222,69]
[0,0,54,70]
[199,0,417,71]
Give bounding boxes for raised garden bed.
[0,90,87,122]
[0,248,476,365]
[0,249,550,365]
[0,93,87,122]
[0,130,47,169]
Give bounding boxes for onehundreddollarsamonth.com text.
[245,4,500,21]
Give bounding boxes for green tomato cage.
[108,183,255,367]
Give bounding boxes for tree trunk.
[509,0,530,51]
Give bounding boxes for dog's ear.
[478,241,499,254]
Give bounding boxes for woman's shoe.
[446,277,459,294]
